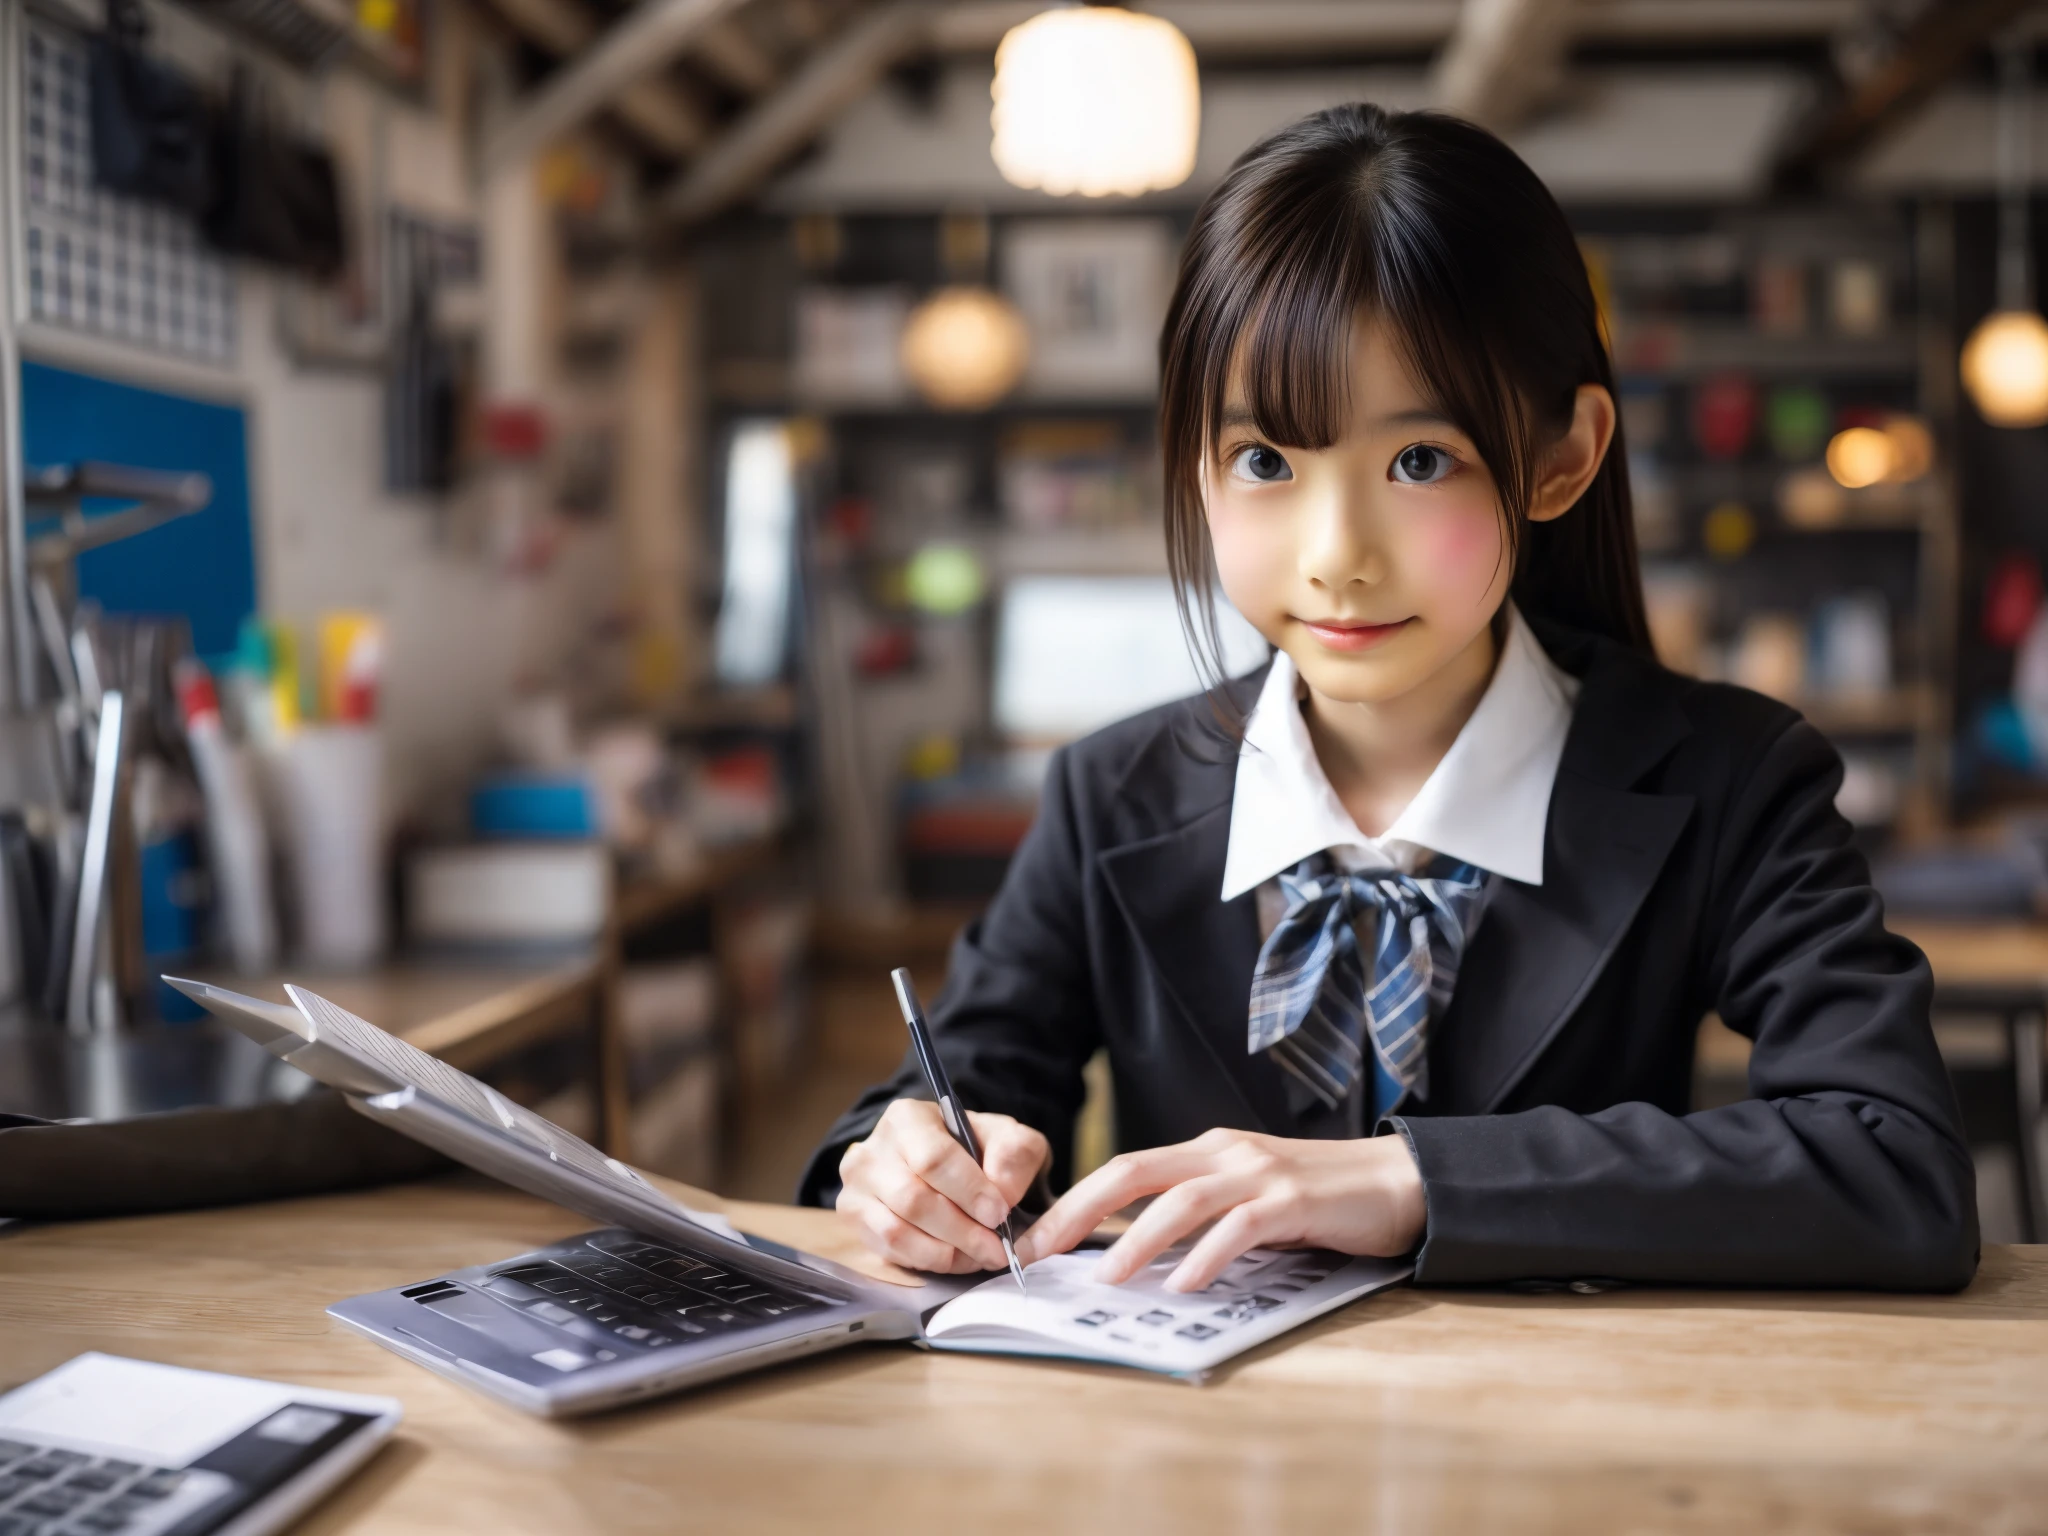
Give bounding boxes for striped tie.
[1246,854,1486,1115]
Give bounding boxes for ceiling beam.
[694,14,783,93]
[483,0,714,159]
[1433,0,1578,132]
[927,1,1863,57]
[1773,0,2035,188]
[487,0,753,170]
[656,0,937,227]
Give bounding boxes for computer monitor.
[992,576,1270,742]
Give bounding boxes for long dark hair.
[1160,102,1653,691]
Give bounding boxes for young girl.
[800,104,1978,1295]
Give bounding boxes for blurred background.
[4,0,2048,1242]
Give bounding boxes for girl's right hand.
[836,1098,1051,1273]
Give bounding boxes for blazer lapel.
[1432,634,1698,1114]
[1099,802,1294,1134]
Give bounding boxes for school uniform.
[799,612,1980,1292]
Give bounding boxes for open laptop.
[164,978,969,1419]
[0,1353,399,1536]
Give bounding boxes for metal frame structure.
[1,0,32,709]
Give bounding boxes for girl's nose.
[1297,486,1387,591]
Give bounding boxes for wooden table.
[1895,920,2048,1242]
[215,961,605,1077]
[2,1178,2044,1534]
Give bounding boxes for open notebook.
[923,1244,1403,1377]
[168,976,1409,1408]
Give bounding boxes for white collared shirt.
[1220,605,1580,930]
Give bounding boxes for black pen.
[889,967,1027,1291]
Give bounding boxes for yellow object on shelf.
[268,621,303,734]
[318,612,385,724]
[1702,502,1756,560]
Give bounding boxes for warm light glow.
[1826,427,1892,490]
[1961,309,2048,428]
[899,286,1031,410]
[1880,414,1934,483]
[991,6,1200,197]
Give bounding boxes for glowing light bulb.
[1826,427,1892,490]
[899,287,1031,410]
[1961,309,2048,428]
[1879,414,1934,483]
[991,7,1200,198]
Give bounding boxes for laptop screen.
[992,576,1269,742]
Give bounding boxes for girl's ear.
[1527,384,1616,524]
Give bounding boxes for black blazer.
[800,624,1980,1292]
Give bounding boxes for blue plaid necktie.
[1247,854,1486,1115]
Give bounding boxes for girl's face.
[1204,317,1510,709]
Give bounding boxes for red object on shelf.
[827,496,874,545]
[1690,372,1757,460]
[901,802,1037,857]
[173,659,222,726]
[855,624,917,676]
[482,403,549,461]
[1984,553,2044,648]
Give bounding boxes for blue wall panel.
[19,360,257,659]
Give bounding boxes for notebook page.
[923,1246,1410,1377]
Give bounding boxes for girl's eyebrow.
[1371,409,1460,431]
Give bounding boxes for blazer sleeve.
[795,747,1103,1206]
[1394,717,1980,1291]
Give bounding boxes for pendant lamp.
[991,4,1200,198]
[1962,38,2048,428]
[899,214,1031,410]
[901,286,1031,409]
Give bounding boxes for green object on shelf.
[1766,385,1830,460]
[904,543,987,615]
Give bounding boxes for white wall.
[13,1,624,821]
[765,61,1806,211]
[767,58,2048,212]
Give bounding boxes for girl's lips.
[1299,617,1412,652]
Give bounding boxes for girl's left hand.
[1012,1128,1426,1292]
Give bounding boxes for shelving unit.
[1585,199,1957,838]
[695,200,1964,917]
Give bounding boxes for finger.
[881,1110,1010,1230]
[1093,1174,1247,1285]
[969,1113,1051,1208]
[1015,1146,1219,1263]
[1164,1202,1278,1293]
[843,1189,970,1273]
[870,1161,1006,1270]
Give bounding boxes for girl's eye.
[1230,445,1293,484]
[1391,444,1456,485]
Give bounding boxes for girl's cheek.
[1410,499,1506,613]
[1207,500,1288,623]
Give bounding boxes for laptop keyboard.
[474,1233,843,1353]
[0,1439,233,1536]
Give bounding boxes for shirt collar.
[1219,604,1580,901]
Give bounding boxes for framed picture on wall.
[1002,219,1175,401]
